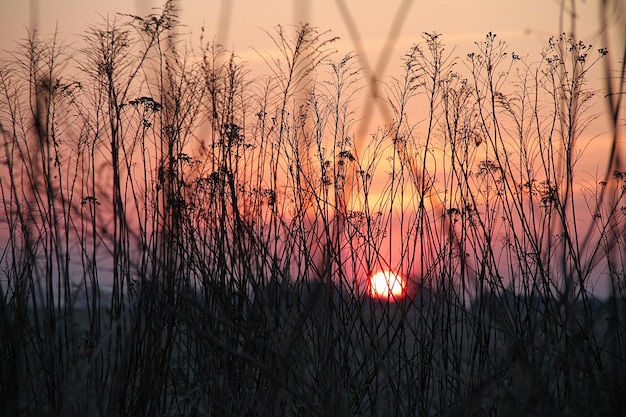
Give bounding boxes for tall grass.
[0,1,624,416]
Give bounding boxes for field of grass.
[1,1,624,416]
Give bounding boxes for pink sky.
[1,1,619,134]
[0,1,613,62]
[0,0,623,296]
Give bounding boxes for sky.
[2,0,619,139]
[1,1,620,130]
[0,0,614,65]
[0,0,623,296]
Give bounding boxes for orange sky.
[2,1,620,134]
[1,0,621,223]
[0,1,615,63]
[0,0,623,294]
[1,0,621,208]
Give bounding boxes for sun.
[369,270,405,299]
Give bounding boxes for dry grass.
[0,1,625,416]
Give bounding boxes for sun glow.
[369,270,405,299]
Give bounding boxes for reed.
[0,1,624,416]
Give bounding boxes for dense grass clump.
[0,1,624,416]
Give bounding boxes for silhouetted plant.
[0,1,624,416]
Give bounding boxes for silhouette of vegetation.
[0,1,624,416]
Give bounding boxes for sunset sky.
[2,1,619,143]
[0,1,623,295]
[0,0,614,65]
[2,1,621,132]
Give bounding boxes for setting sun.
[369,270,405,299]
